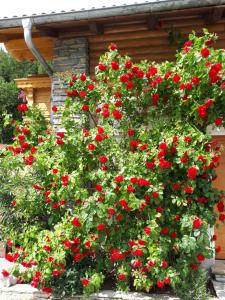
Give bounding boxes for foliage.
[0,30,225,298]
[0,78,20,143]
[0,49,50,143]
[174,268,210,300]
[0,49,46,82]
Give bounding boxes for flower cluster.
[0,31,225,297]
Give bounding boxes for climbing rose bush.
[0,30,225,297]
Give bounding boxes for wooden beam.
[89,22,104,35]
[203,7,225,25]
[36,28,59,38]
[146,16,159,30]
[0,30,57,43]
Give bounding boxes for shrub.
[0,30,224,297]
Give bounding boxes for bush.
[174,268,210,300]
[0,30,224,297]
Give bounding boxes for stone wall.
[51,38,89,127]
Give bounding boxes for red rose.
[71,217,81,227]
[132,249,144,256]
[197,105,207,118]
[98,155,108,163]
[156,280,164,288]
[88,143,96,151]
[161,261,168,268]
[193,217,201,229]
[52,105,58,112]
[61,175,69,186]
[120,74,129,83]
[127,129,135,136]
[79,90,86,98]
[192,76,200,84]
[159,142,167,150]
[25,155,35,165]
[216,245,222,253]
[173,74,181,83]
[108,208,116,215]
[42,287,52,294]
[118,273,126,281]
[97,223,105,231]
[138,240,146,246]
[201,48,210,58]
[114,175,123,183]
[132,259,142,268]
[81,278,90,286]
[217,201,224,212]
[146,161,155,169]
[82,104,89,111]
[144,227,151,235]
[190,263,199,270]
[136,70,144,78]
[112,109,122,120]
[170,231,177,239]
[59,199,66,205]
[87,83,94,90]
[111,61,119,70]
[126,81,134,89]
[125,60,132,68]
[43,245,52,252]
[197,254,205,262]
[127,185,135,193]
[184,136,192,143]
[215,117,223,126]
[152,93,159,106]
[80,73,87,81]
[148,67,157,76]
[187,166,197,179]
[73,253,83,262]
[184,186,194,194]
[52,203,59,209]
[98,63,106,71]
[119,199,128,208]
[164,277,170,285]
[102,109,110,118]
[52,269,61,276]
[160,227,169,235]
[2,270,9,277]
[152,192,159,198]
[110,251,123,261]
[205,98,214,107]
[159,159,171,169]
[115,100,122,107]
[116,213,123,221]
[219,214,225,221]
[95,184,103,192]
[18,103,28,113]
[56,138,64,145]
[109,42,117,51]
[63,240,72,249]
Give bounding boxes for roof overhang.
[0,0,225,29]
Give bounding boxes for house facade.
[0,0,225,257]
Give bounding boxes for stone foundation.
[0,286,180,300]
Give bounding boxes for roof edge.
[0,0,225,28]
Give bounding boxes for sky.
[0,0,152,18]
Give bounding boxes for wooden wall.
[89,18,225,73]
[15,75,51,118]
[213,136,225,259]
